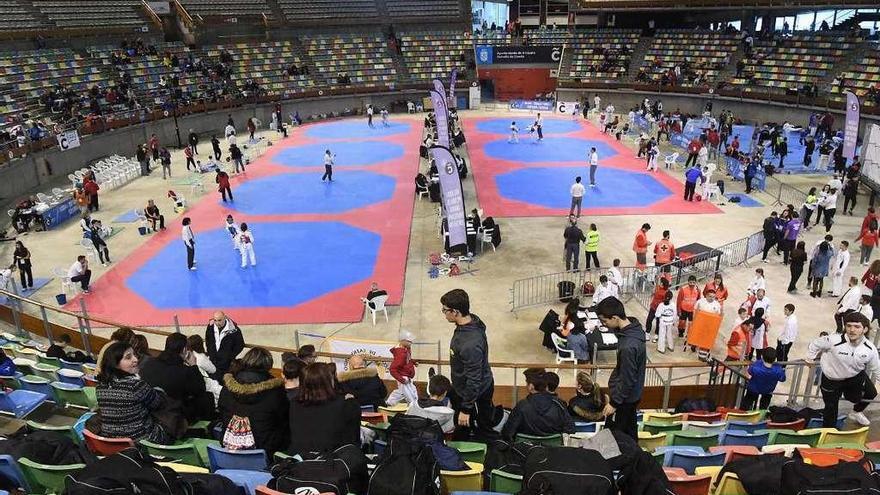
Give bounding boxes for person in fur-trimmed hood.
[217,347,289,455]
[337,354,387,410]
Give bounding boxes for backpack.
[482,440,546,489]
[558,281,576,302]
[269,444,369,495]
[382,415,466,471]
[582,281,595,296]
[367,415,442,495]
[222,414,255,450]
[0,428,96,467]
[63,447,190,495]
[781,457,880,495]
[616,449,674,495]
[767,405,801,424]
[520,446,615,495]
[719,453,788,495]
[673,397,717,414]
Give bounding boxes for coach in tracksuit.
[807,311,880,427]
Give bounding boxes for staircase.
[816,38,872,91]
[715,44,744,84]
[290,36,323,85]
[265,0,286,24]
[624,35,653,82]
[556,42,573,82]
[17,0,53,29]
[389,45,411,84]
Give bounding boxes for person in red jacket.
[632,223,652,269]
[83,176,100,212]
[707,125,721,159]
[676,275,701,338]
[386,330,418,406]
[684,137,702,168]
[216,169,233,202]
[861,207,877,237]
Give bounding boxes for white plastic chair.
[407,101,415,113]
[365,294,389,325]
[664,152,680,169]
[51,188,64,200]
[79,239,98,263]
[416,182,429,201]
[550,333,577,377]
[480,228,495,252]
[52,267,74,294]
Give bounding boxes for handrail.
[141,0,164,29]
[173,0,196,29]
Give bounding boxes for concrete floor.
[0,108,874,408]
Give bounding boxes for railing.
[765,174,810,209]
[510,265,654,313]
[141,0,164,29]
[173,0,196,30]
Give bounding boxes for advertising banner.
[430,145,467,248]
[556,101,579,114]
[323,336,393,374]
[475,45,562,65]
[430,85,450,148]
[56,129,81,150]
[860,124,880,190]
[509,99,555,111]
[844,90,860,161]
[449,68,458,109]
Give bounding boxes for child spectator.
[776,304,797,364]
[568,371,608,422]
[742,347,786,409]
[387,330,418,405]
[406,374,455,433]
[546,371,560,394]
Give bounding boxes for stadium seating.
[204,41,316,97]
[640,29,739,84]
[386,0,461,19]
[832,45,880,105]
[0,2,48,31]
[30,0,152,30]
[179,0,272,19]
[565,29,641,83]
[399,31,472,83]
[278,0,378,21]
[304,34,397,89]
[89,42,200,101]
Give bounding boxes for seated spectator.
[282,344,317,365]
[501,368,574,440]
[96,327,135,375]
[95,341,170,444]
[130,333,152,369]
[406,374,455,433]
[187,334,221,404]
[361,282,388,309]
[140,333,214,422]
[337,355,387,410]
[46,334,92,363]
[288,363,361,456]
[0,348,15,376]
[568,371,608,422]
[283,357,305,401]
[218,347,289,455]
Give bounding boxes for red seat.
[767,418,805,431]
[361,412,386,425]
[83,429,135,456]
[686,411,722,422]
[83,376,98,387]
[709,445,760,463]
[665,468,712,495]
[255,487,286,495]
[867,440,880,450]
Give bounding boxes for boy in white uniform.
[381,108,389,127]
[509,121,519,144]
[237,222,256,268]
[224,215,239,251]
[655,291,677,353]
[747,268,766,295]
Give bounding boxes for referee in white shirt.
[569,177,585,218]
[807,311,879,426]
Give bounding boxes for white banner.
[556,101,579,114]
[56,130,80,151]
[322,336,393,375]
[862,124,880,189]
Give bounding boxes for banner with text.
[475,45,562,65]
[430,85,450,148]
[844,90,860,161]
[323,336,393,375]
[509,99,555,111]
[431,145,467,248]
[449,69,458,109]
[56,129,80,151]
[556,101,579,114]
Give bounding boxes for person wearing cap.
[387,330,418,406]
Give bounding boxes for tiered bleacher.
[386,0,461,19]
[731,32,855,92]
[566,29,641,83]
[641,29,739,85]
[179,0,273,19]
[278,0,379,21]
[0,1,48,31]
[204,41,316,97]
[831,45,880,106]
[399,31,472,82]
[304,34,397,89]
[89,43,202,102]
[30,0,151,29]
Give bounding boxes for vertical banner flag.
[430,145,467,248]
[449,69,458,109]
[844,90,860,161]
[430,84,450,148]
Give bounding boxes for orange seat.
[709,445,761,463]
[715,407,744,420]
[767,418,805,431]
[797,448,866,467]
[361,412,386,425]
[665,468,713,495]
[83,429,135,456]
[83,377,98,387]
[686,411,723,422]
[255,487,286,495]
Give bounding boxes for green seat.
[37,355,61,367]
[785,430,821,447]
[447,441,487,464]
[19,457,85,494]
[821,442,867,450]
[26,421,79,443]
[365,422,390,442]
[490,468,522,494]
[50,383,97,410]
[652,449,665,465]
[669,430,720,449]
[514,433,563,446]
[643,421,684,435]
[30,364,59,382]
[864,449,880,465]
[190,438,220,468]
[0,374,21,389]
[141,440,203,467]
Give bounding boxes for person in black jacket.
[45,333,92,363]
[187,129,199,154]
[502,368,574,440]
[337,355,387,410]
[205,311,244,380]
[288,362,361,456]
[563,216,586,271]
[761,212,779,261]
[218,347,289,455]
[595,297,647,440]
[442,289,497,439]
[140,333,214,422]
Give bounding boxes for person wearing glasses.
[205,311,245,380]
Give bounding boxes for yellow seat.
[643,412,684,425]
[638,431,667,452]
[158,462,209,473]
[440,461,483,494]
[762,444,812,456]
[694,465,722,486]
[726,411,763,423]
[818,427,869,447]
[377,404,408,418]
[716,472,748,495]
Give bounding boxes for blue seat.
[72,412,95,441]
[206,445,267,472]
[669,451,726,474]
[374,439,387,456]
[0,455,29,492]
[806,416,846,429]
[216,469,273,495]
[721,431,770,448]
[0,389,46,418]
[18,376,54,401]
[56,369,85,387]
[574,422,600,433]
[360,405,376,413]
[655,446,704,467]
[726,420,768,433]
[59,359,84,372]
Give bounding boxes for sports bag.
[520,446,615,495]
[482,440,543,489]
[582,281,595,296]
[558,281,576,302]
[781,457,880,495]
[63,447,189,495]
[368,415,443,495]
[381,414,466,470]
[270,444,368,495]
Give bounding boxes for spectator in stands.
[140,333,214,423]
[406,373,454,432]
[219,347,289,454]
[283,357,305,401]
[443,288,497,437]
[569,371,609,422]
[502,368,574,440]
[593,296,646,440]
[205,311,244,381]
[288,363,361,455]
[46,334,91,363]
[187,334,221,404]
[337,354,387,410]
[96,341,170,444]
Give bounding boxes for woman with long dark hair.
[788,241,807,293]
[12,241,32,290]
[288,362,360,456]
[95,341,169,443]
